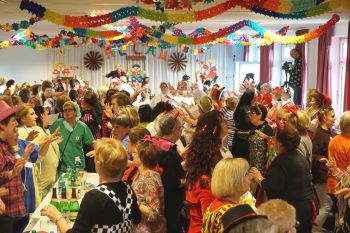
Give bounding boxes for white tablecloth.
[24,173,99,233]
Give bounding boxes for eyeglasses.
[63,108,75,112]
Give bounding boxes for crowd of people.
[0,71,350,233]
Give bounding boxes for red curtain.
[260,44,274,83]
[295,29,308,107]
[344,21,350,111]
[243,46,249,62]
[316,28,333,96]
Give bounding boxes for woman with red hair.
[185,110,228,233]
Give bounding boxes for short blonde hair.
[16,103,34,125]
[288,110,310,134]
[119,105,140,127]
[257,199,296,233]
[94,138,128,177]
[340,111,350,133]
[211,158,249,199]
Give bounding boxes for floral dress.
[132,169,166,233]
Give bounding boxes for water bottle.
[58,175,66,199]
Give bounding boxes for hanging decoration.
[145,46,156,56]
[168,52,187,72]
[52,63,70,76]
[195,59,218,84]
[132,43,143,55]
[83,51,104,71]
[57,48,65,55]
[152,0,165,12]
[158,49,169,61]
[139,0,215,11]
[19,0,349,29]
[19,0,235,27]
[129,64,144,83]
[0,14,339,52]
[0,16,41,32]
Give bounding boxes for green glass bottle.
[49,187,60,209]
[69,188,80,222]
[59,188,70,217]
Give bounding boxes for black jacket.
[262,150,315,224]
[232,105,252,160]
[157,144,185,233]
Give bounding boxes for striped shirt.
[221,107,235,148]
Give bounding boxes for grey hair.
[228,218,277,233]
[340,111,350,133]
[111,114,133,128]
[157,114,180,136]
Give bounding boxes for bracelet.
[54,216,63,223]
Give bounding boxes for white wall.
[306,38,318,90]
[0,46,49,84]
[0,44,241,92]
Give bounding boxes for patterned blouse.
[248,122,273,174]
[289,57,302,87]
[132,169,166,233]
[202,193,256,233]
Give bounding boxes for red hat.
[0,101,20,122]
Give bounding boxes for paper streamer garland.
[19,0,237,27]
[0,16,41,32]
[19,0,349,28]
[138,0,216,11]
[0,14,339,52]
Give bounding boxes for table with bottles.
[27,171,99,233]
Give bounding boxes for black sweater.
[262,150,315,224]
[67,182,141,233]
[157,144,185,231]
[311,126,331,184]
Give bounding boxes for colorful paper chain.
[0,16,41,32]
[138,0,215,11]
[238,0,349,19]
[0,13,336,53]
[151,14,339,45]
[19,0,237,27]
[19,0,349,28]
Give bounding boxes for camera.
[282,61,292,72]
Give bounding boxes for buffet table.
[24,173,99,233]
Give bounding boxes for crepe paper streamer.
[149,14,339,45]
[20,0,349,29]
[0,17,41,32]
[139,0,214,11]
[0,14,339,51]
[73,28,123,38]
[20,0,238,27]
[236,0,349,19]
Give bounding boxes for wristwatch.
[54,216,64,223]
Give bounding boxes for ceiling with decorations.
[0,0,349,54]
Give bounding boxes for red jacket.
[186,176,215,233]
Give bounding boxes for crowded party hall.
[0,0,350,233]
